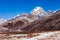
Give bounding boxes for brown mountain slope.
[0,10,60,34]
[21,11,60,33]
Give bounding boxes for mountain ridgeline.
[0,7,60,34]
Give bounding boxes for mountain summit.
[0,18,6,25]
[31,7,46,18]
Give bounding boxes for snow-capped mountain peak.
[31,7,46,18]
[20,12,28,17]
[13,12,28,18]
[32,7,43,12]
[0,18,6,25]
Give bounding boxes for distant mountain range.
[0,18,6,25]
[0,7,60,34]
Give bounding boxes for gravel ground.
[0,31,60,40]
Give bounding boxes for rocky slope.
[21,10,60,33]
[0,7,60,40]
[0,7,60,34]
[0,31,60,40]
[0,7,47,33]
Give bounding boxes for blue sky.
[0,0,60,20]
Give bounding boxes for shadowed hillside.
[0,10,60,34]
[21,10,60,33]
